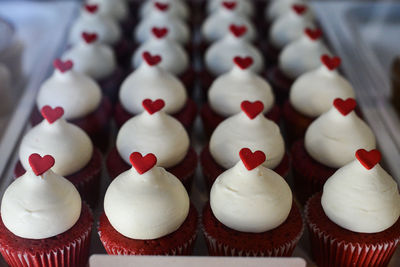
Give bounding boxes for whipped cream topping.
[119,62,187,115]
[207,0,254,17]
[321,158,400,233]
[62,41,116,80]
[266,0,306,21]
[210,160,292,233]
[305,106,376,169]
[37,69,102,120]
[279,35,331,80]
[1,169,81,239]
[116,111,189,168]
[208,66,274,117]
[290,66,355,117]
[104,165,189,239]
[210,112,285,169]
[205,35,264,76]
[19,119,93,176]
[140,0,189,21]
[132,38,189,76]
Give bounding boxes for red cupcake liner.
[200,103,281,138]
[202,202,304,256]
[106,146,198,192]
[305,193,400,267]
[0,203,93,267]
[113,98,198,132]
[291,140,336,205]
[265,66,295,105]
[200,145,290,191]
[98,204,198,255]
[14,148,103,208]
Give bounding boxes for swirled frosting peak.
[140,0,189,21]
[86,0,128,22]
[207,0,254,17]
[321,149,400,233]
[265,0,306,21]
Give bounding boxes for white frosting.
[290,66,355,117]
[116,111,189,168]
[210,160,292,233]
[62,42,116,80]
[305,107,376,169]
[266,0,306,21]
[205,35,264,76]
[19,119,93,176]
[37,70,102,120]
[68,11,121,45]
[86,0,129,22]
[140,0,189,21]
[321,159,400,233]
[269,8,315,49]
[207,0,254,17]
[210,112,285,169]
[208,66,274,117]
[104,166,189,239]
[1,169,81,239]
[201,9,256,43]
[132,38,189,76]
[134,10,190,44]
[119,63,187,114]
[279,35,331,80]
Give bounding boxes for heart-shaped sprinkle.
[229,24,247,38]
[233,56,253,69]
[142,99,165,115]
[84,4,98,14]
[152,27,168,38]
[82,32,98,44]
[154,2,169,11]
[142,51,162,66]
[41,106,64,124]
[222,1,237,10]
[292,4,307,15]
[130,152,157,174]
[239,148,266,171]
[29,153,55,176]
[305,28,322,41]
[356,149,381,170]
[333,98,357,116]
[241,100,264,119]
[321,54,341,71]
[53,59,73,73]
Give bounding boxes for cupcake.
[201,101,290,190]
[107,99,197,191]
[267,28,330,104]
[283,55,355,144]
[0,153,93,267]
[86,0,129,24]
[201,57,279,136]
[305,149,400,267]
[202,148,303,256]
[99,151,198,255]
[291,98,375,204]
[30,59,112,150]
[206,0,254,18]
[139,0,190,22]
[14,106,102,207]
[265,0,306,22]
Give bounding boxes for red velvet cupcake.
[15,106,102,208]
[201,101,289,190]
[107,99,197,192]
[0,154,93,267]
[202,148,303,256]
[305,149,400,267]
[99,151,198,255]
[291,98,376,204]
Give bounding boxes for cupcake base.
[0,203,93,267]
[266,66,295,105]
[200,145,290,191]
[98,204,198,255]
[305,193,400,267]
[202,202,303,256]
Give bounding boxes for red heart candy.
[142,51,162,66]
[29,153,55,176]
[154,2,169,11]
[239,148,266,171]
[321,54,341,70]
[222,1,237,10]
[333,98,357,116]
[84,4,98,14]
[292,4,307,15]
[53,59,73,73]
[152,27,168,39]
[233,56,253,69]
[41,106,64,124]
[82,32,98,44]
[229,24,247,38]
[305,28,322,41]
[130,152,157,174]
[142,99,165,114]
[240,100,264,119]
[356,149,381,170]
